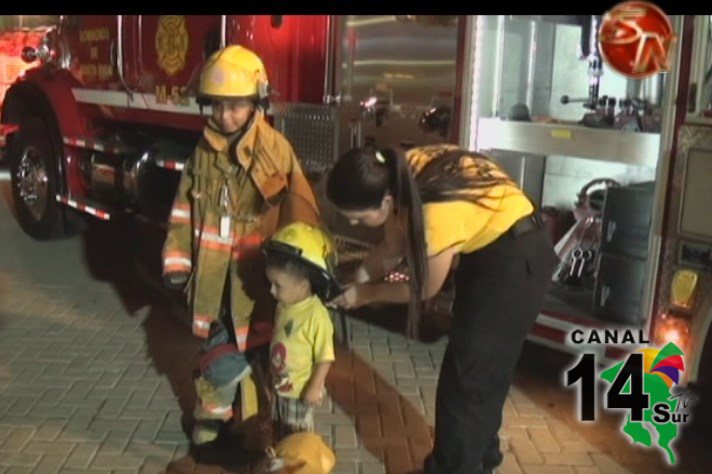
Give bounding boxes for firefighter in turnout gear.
[161,45,321,445]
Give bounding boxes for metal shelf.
[476,118,661,167]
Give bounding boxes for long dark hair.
[326,147,427,339]
[414,148,516,207]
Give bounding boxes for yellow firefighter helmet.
[263,222,340,300]
[267,432,336,473]
[266,222,336,274]
[198,45,269,101]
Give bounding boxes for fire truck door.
[133,15,221,110]
[63,16,119,89]
[335,15,461,156]
[119,16,140,90]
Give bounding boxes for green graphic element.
[600,342,685,465]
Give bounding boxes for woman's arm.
[332,246,457,308]
[349,215,407,284]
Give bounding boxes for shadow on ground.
[0,181,270,472]
[326,342,435,473]
[80,218,276,472]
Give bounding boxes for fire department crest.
[155,16,189,76]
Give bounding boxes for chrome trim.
[56,24,71,70]
[73,88,129,107]
[138,15,143,71]
[323,16,335,104]
[458,15,476,148]
[220,15,227,49]
[123,151,151,201]
[476,118,661,167]
[16,145,49,222]
[117,16,123,81]
[525,20,537,111]
[116,16,133,97]
[492,15,505,116]
[643,15,685,326]
[72,88,210,116]
[686,16,709,119]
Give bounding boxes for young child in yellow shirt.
[262,222,340,439]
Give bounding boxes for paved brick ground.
[0,174,706,473]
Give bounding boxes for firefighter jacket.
[162,110,321,351]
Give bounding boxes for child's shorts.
[272,395,314,439]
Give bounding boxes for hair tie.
[374,151,386,163]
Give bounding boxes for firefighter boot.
[192,378,227,445]
[191,417,222,445]
[192,372,250,445]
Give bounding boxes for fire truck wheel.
[8,115,70,240]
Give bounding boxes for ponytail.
[380,148,428,339]
[415,149,515,208]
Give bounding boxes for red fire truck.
[1,15,711,389]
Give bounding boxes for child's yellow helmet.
[264,222,340,300]
[267,222,336,274]
[198,45,269,101]
[267,432,336,473]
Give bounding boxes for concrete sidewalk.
[0,178,701,473]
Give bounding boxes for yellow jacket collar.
[202,109,263,167]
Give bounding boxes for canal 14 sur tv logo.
[565,328,695,465]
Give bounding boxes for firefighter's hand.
[302,385,324,407]
[163,272,189,291]
[327,284,370,310]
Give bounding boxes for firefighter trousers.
[193,274,268,428]
[424,225,556,474]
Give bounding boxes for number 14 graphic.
[566,353,650,421]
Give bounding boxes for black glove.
[163,272,189,291]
